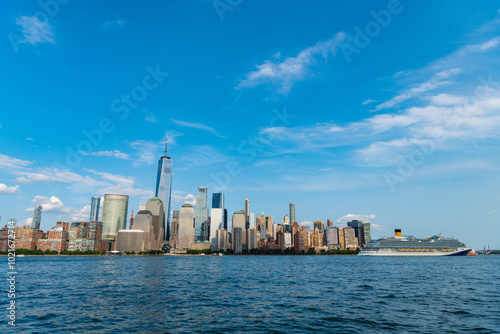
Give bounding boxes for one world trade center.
[155,134,173,242]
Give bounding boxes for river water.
[4,255,500,333]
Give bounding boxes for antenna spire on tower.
[164,133,168,156]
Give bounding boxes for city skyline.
[1,1,500,250]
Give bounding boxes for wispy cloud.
[373,68,461,112]
[15,16,55,45]
[130,140,159,166]
[171,119,226,138]
[79,150,131,160]
[145,114,158,123]
[0,153,32,169]
[100,18,126,29]
[236,32,346,94]
[0,183,20,194]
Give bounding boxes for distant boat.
[467,249,476,255]
[359,229,471,257]
[218,253,223,257]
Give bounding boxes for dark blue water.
[3,255,500,333]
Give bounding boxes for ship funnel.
[395,229,402,237]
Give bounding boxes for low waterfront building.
[37,228,69,253]
[115,229,145,252]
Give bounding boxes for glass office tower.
[155,134,173,241]
[89,196,101,222]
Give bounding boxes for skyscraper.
[145,197,165,248]
[289,203,295,224]
[155,134,173,242]
[212,193,224,209]
[244,198,250,229]
[177,203,195,250]
[195,187,208,242]
[101,194,129,240]
[32,205,42,230]
[210,208,223,251]
[89,196,101,222]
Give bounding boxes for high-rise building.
[289,203,295,224]
[216,229,228,251]
[347,220,365,247]
[247,228,258,250]
[313,220,325,233]
[233,227,242,254]
[155,134,173,242]
[145,197,165,249]
[195,187,208,242]
[177,203,195,250]
[130,210,154,251]
[344,227,357,249]
[363,223,371,245]
[223,209,228,230]
[101,194,129,240]
[210,208,224,251]
[32,205,42,230]
[170,210,179,247]
[89,196,101,222]
[249,213,255,229]
[326,226,339,247]
[244,198,250,229]
[212,193,224,209]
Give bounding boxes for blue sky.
[1,0,500,249]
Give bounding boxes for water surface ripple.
[4,256,500,333]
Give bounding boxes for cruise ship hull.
[359,248,471,257]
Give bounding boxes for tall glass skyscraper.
[101,194,129,239]
[155,134,173,241]
[210,193,224,251]
[32,205,42,230]
[212,193,224,209]
[89,196,101,222]
[195,187,208,242]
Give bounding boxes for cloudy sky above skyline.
[1,1,500,249]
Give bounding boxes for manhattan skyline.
[1,1,500,250]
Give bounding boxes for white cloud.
[23,217,33,226]
[373,68,461,111]
[236,32,346,94]
[145,115,158,123]
[0,183,20,194]
[15,16,55,45]
[26,196,92,222]
[362,99,378,105]
[0,153,32,169]
[28,195,65,212]
[15,167,101,185]
[79,150,131,160]
[336,214,376,226]
[130,140,159,166]
[172,192,196,206]
[487,210,497,215]
[26,137,34,141]
[101,18,126,29]
[429,94,467,106]
[171,119,225,138]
